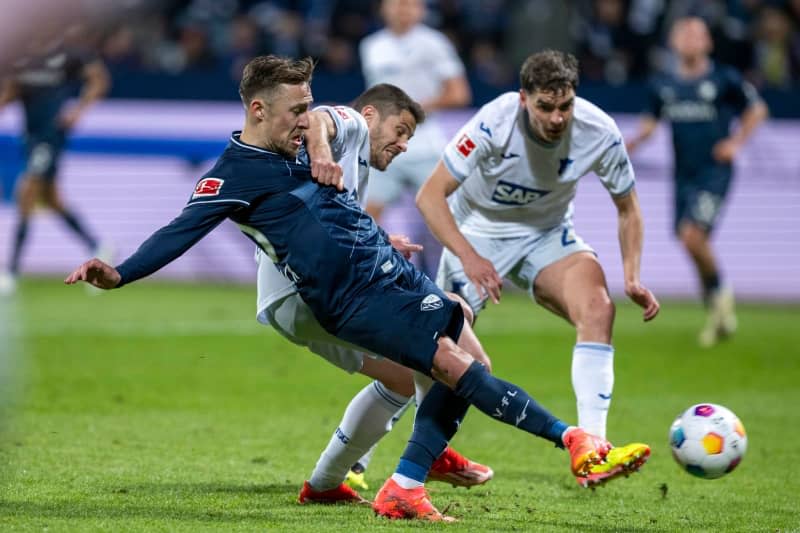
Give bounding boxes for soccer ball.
[669,403,747,479]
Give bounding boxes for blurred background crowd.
[70,0,800,114]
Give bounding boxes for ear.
[250,98,266,120]
[360,104,379,126]
[519,89,527,108]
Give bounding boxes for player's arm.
[625,115,659,154]
[0,79,19,108]
[60,59,110,130]
[712,100,768,163]
[65,202,231,289]
[305,109,343,189]
[416,160,502,303]
[612,189,659,321]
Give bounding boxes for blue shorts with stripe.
[334,257,464,376]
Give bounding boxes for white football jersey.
[442,93,635,238]
[257,105,370,312]
[359,24,465,160]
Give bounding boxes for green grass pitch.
[1,279,799,531]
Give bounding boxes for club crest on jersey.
[491,180,550,205]
[455,134,476,158]
[421,294,443,311]
[193,177,224,198]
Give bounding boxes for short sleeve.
[644,78,663,119]
[428,32,465,81]
[316,105,365,160]
[441,108,493,183]
[593,128,636,197]
[723,68,761,114]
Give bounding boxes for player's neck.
[239,128,268,150]
[678,55,710,79]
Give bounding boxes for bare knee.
[430,336,475,389]
[576,293,615,342]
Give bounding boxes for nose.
[297,111,310,130]
[551,112,564,126]
[397,136,409,152]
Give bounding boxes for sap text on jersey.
[491,180,550,206]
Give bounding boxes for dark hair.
[519,50,579,95]
[239,55,315,104]
[352,83,425,126]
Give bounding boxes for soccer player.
[626,17,767,347]
[66,55,650,521]
[0,42,111,294]
[359,0,471,275]
[416,50,659,488]
[256,83,493,504]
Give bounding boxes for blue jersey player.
[627,17,767,347]
[66,55,650,521]
[0,44,110,294]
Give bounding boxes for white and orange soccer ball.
[669,403,747,479]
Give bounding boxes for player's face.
[382,0,425,33]
[671,18,712,60]
[259,82,313,158]
[520,88,575,143]
[367,108,416,171]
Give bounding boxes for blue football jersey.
[645,63,761,173]
[116,132,402,333]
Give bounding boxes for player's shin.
[392,382,470,488]
[571,343,614,439]
[309,381,409,491]
[454,360,568,445]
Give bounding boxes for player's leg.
[676,170,736,346]
[42,178,100,255]
[3,174,42,290]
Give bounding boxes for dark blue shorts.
[674,164,733,234]
[24,130,66,181]
[336,258,464,376]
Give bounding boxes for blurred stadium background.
[0,0,798,299]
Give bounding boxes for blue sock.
[10,219,29,274]
[59,209,97,250]
[395,381,470,483]
[455,361,567,447]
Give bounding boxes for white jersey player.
[417,50,660,488]
[359,0,470,272]
[254,84,492,504]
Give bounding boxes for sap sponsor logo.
[455,134,476,158]
[491,180,550,205]
[420,293,443,311]
[192,177,224,198]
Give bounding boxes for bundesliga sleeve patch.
[192,177,224,198]
[333,106,352,120]
[455,134,476,158]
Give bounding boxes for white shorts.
[366,154,440,205]
[258,293,377,374]
[436,224,594,314]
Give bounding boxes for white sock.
[354,399,413,471]
[571,343,614,439]
[391,472,424,489]
[309,380,410,491]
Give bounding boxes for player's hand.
[58,106,83,130]
[625,280,660,321]
[64,258,121,289]
[712,137,740,163]
[462,251,502,304]
[310,158,344,191]
[388,234,423,259]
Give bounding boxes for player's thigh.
[25,136,62,181]
[436,234,534,315]
[265,294,368,374]
[341,268,464,375]
[533,252,611,325]
[509,226,599,319]
[359,356,415,397]
[675,166,732,235]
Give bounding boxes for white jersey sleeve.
[257,105,371,316]
[591,123,636,197]
[441,93,519,183]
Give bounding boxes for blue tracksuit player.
[66,55,651,521]
[627,17,767,347]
